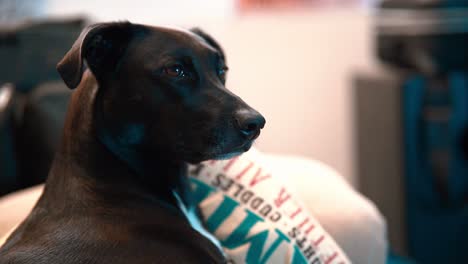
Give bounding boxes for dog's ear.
[190,28,226,62]
[57,22,135,89]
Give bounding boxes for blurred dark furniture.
[355,1,468,263]
[0,84,17,195]
[0,18,85,196]
[0,18,85,91]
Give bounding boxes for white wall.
[203,11,373,186]
[44,0,236,23]
[41,2,374,186]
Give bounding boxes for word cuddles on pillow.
[187,148,351,264]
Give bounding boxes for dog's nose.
[235,109,266,140]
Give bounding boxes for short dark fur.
[0,22,265,264]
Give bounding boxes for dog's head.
[57,22,265,164]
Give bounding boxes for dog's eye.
[163,64,187,78]
[218,66,228,80]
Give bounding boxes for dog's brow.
[215,52,226,64]
[160,53,194,66]
[195,39,220,56]
[165,47,219,63]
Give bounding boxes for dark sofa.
[0,18,85,195]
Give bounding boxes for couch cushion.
[260,153,388,264]
[0,185,41,238]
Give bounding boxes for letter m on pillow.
[206,196,290,264]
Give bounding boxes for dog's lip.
[186,139,256,163]
[252,129,261,140]
[211,140,254,160]
[242,140,254,151]
[230,140,254,153]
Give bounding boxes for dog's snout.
[235,109,266,140]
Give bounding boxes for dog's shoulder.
[0,209,224,264]
[0,234,223,264]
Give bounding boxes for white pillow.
[259,153,388,264]
[187,148,352,264]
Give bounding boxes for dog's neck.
[45,70,186,210]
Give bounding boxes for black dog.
[0,22,265,263]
